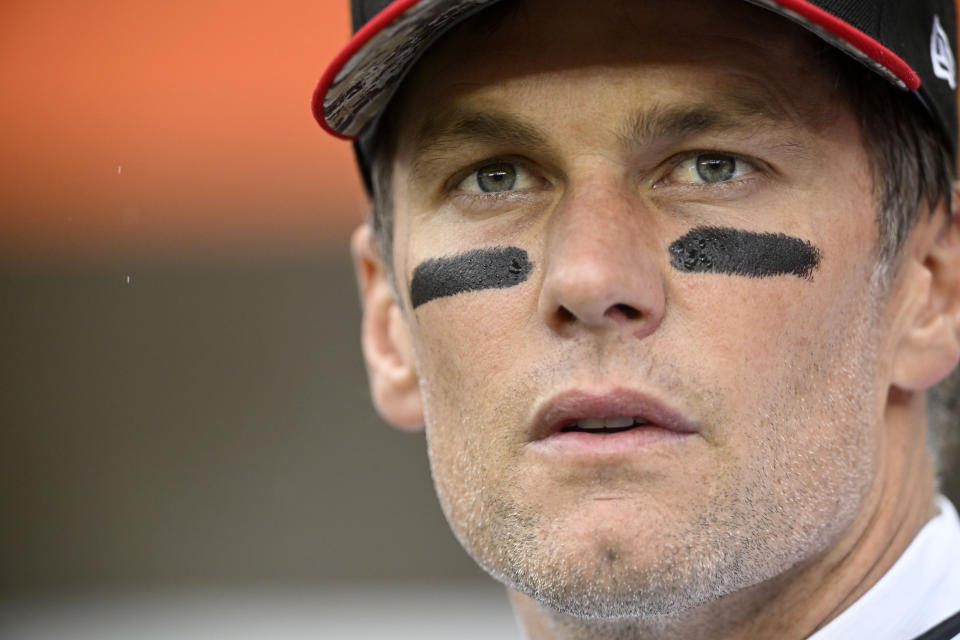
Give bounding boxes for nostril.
[557,303,641,324]
[607,303,641,320]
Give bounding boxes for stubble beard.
[425,281,885,626]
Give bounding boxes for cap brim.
[314,0,506,140]
[314,0,921,140]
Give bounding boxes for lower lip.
[531,426,692,455]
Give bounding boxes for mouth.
[560,416,651,434]
[529,390,698,455]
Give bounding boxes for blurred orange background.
[0,0,366,261]
[3,1,959,263]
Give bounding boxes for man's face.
[384,0,897,618]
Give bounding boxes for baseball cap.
[313,0,959,192]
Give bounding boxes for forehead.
[389,0,844,141]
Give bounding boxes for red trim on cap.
[312,0,923,139]
[313,0,424,139]
[772,0,920,90]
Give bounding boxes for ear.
[351,224,424,431]
[891,191,960,391]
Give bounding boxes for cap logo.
[931,15,956,90]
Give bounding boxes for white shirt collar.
[808,495,960,640]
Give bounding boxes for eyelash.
[443,157,547,212]
[447,157,535,189]
[654,150,765,191]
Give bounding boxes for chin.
[458,492,805,622]
[468,523,712,619]
[496,551,731,621]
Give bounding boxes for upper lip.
[530,388,700,441]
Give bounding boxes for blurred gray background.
[1,252,491,596]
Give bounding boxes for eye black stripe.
[669,227,821,279]
[410,247,533,308]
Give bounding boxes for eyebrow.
[621,92,792,145]
[415,108,550,154]
[408,109,552,183]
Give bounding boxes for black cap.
[314,0,959,192]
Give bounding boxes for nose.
[537,178,665,339]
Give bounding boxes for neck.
[509,392,937,640]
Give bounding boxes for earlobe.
[891,194,960,391]
[351,224,424,431]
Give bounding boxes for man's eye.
[666,153,755,185]
[457,162,535,193]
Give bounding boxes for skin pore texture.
[352,0,960,638]
[410,246,533,308]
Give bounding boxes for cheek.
[658,193,887,510]
[666,252,879,427]
[667,278,805,374]
[411,283,540,435]
[663,269,884,517]
[412,293,541,534]
[416,297,527,381]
